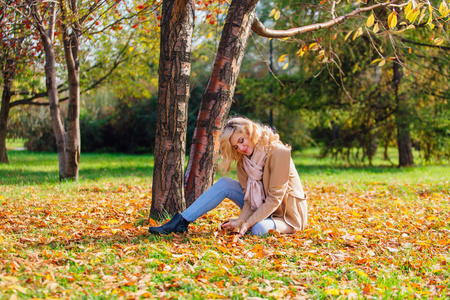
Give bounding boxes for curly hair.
[218,116,286,173]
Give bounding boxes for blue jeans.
[181,177,275,236]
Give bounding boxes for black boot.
[148,213,190,234]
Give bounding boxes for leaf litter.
[0,180,449,299]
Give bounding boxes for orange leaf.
[148,218,158,227]
[362,284,374,295]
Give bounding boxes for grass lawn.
[0,148,449,299]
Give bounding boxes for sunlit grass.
[5,138,25,149]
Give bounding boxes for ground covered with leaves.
[0,152,449,299]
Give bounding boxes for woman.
[148,117,307,236]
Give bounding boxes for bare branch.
[251,0,400,38]
[400,37,450,51]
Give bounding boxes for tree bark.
[150,0,195,218]
[393,62,414,167]
[0,69,13,164]
[184,0,258,206]
[61,0,81,180]
[29,1,67,178]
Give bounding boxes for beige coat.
[236,144,307,233]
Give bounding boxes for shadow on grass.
[1,150,154,185]
[0,166,154,185]
[296,164,407,175]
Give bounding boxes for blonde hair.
[218,116,285,173]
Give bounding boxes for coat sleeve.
[236,161,253,221]
[245,146,291,227]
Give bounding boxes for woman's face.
[230,131,255,157]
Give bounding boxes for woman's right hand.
[221,218,243,230]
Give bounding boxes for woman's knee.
[251,220,275,236]
[216,177,237,186]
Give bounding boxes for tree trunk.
[150,0,195,218]
[43,34,67,178]
[393,62,414,167]
[61,1,81,181]
[184,0,258,206]
[30,2,67,178]
[0,69,13,164]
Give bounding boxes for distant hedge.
[80,96,158,153]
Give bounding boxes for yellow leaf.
[388,11,398,29]
[274,10,281,20]
[343,289,357,295]
[269,9,276,17]
[128,46,134,52]
[406,9,420,23]
[419,7,427,24]
[366,14,375,27]
[352,27,363,41]
[309,43,319,51]
[373,23,379,33]
[109,219,119,224]
[282,62,289,70]
[405,1,412,16]
[325,289,340,295]
[378,59,386,67]
[344,31,353,41]
[317,50,325,60]
[439,1,449,17]
[426,4,433,25]
[351,211,361,217]
[9,285,27,293]
[355,269,368,277]
[206,32,213,39]
[278,54,288,63]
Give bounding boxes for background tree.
[0,0,43,163]
[21,0,151,180]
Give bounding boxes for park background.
[1,0,450,299]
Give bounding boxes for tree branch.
[400,37,450,51]
[10,32,136,108]
[251,0,400,38]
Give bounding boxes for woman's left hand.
[238,222,250,237]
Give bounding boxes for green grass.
[5,138,26,150]
[293,148,449,187]
[1,151,154,185]
[0,148,449,299]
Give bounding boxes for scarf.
[243,147,267,210]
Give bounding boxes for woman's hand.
[238,222,250,237]
[222,218,242,230]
